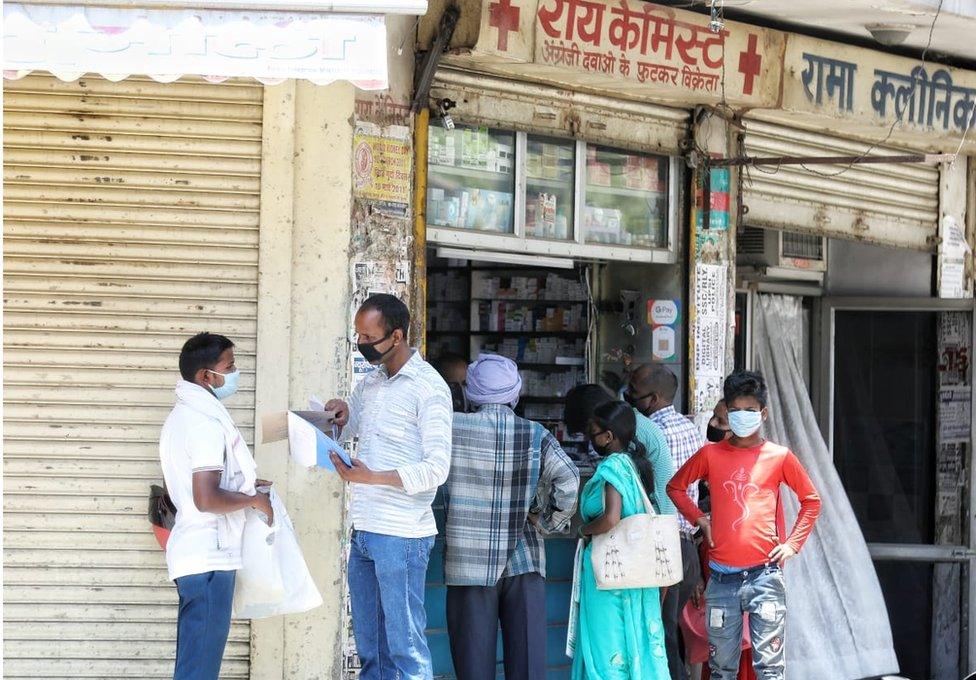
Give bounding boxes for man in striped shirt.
[626,364,706,680]
[327,295,453,680]
[444,355,579,680]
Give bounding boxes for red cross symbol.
[737,34,762,96]
[489,0,520,52]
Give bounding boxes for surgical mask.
[706,423,729,443]
[358,332,395,365]
[207,368,240,400]
[728,410,763,438]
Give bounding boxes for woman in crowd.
[569,400,671,680]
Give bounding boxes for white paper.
[939,385,972,443]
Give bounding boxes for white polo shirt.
[159,401,246,581]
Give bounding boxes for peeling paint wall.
[340,14,419,678]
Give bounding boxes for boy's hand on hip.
[768,543,796,565]
[696,516,715,548]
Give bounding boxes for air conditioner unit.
[737,226,827,283]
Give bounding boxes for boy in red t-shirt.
[667,371,821,680]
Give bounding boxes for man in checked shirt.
[443,354,580,680]
[625,364,705,680]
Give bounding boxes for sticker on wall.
[652,325,677,361]
[648,299,680,327]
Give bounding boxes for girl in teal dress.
[569,401,671,680]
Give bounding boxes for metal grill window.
[781,231,824,260]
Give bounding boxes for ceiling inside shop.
[702,0,976,63]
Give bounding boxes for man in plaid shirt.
[626,364,706,680]
[444,355,580,680]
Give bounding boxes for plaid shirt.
[444,404,580,586]
[649,405,706,535]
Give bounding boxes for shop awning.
[3,0,427,88]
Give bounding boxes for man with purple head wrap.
[443,354,580,680]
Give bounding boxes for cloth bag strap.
[621,453,657,517]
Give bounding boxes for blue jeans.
[705,564,786,680]
[348,530,435,680]
[173,570,236,680]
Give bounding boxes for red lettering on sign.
[489,0,521,52]
[738,33,761,95]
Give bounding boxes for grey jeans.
[706,564,786,680]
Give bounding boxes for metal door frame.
[817,296,976,672]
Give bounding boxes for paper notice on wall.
[939,215,971,299]
[939,385,972,443]
[694,263,728,377]
[350,349,374,391]
[353,124,411,218]
[693,263,728,412]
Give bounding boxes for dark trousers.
[663,535,702,680]
[173,570,235,680]
[446,572,547,680]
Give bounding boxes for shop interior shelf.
[525,175,572,190]
[469,331,588,337]
[428,163,512,182]
[585,184,664,199]
[472,297,587,304]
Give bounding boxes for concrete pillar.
[252,79,355,679]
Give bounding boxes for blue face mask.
[728,409,763,438]
[729,411,762,438]
[208,368,240,400]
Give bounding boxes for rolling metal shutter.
[3,74,262,678]
[430,67,690,156]
[742,118,941,251]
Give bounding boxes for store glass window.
[583,146,669,248]
[524,135,575,241]
[427,125,516,234]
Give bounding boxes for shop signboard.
[780,34,976,151]
[449,0,784,109]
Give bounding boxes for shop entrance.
[422,247,687,679]
[818,298,976,679]
[423,250,590,680]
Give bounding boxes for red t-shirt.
[667,440,821,568]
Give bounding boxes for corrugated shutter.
[430,67,690,155]
[742,118,941,251]
[3,74,262,678]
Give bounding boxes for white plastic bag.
[233,489,323,619]
[235,507,285,605]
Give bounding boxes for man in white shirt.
[327,294,452,680]
[159,332,273,680]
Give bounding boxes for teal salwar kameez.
[569,453,671,680]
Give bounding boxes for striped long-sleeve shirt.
[343,351,453,538]
[444,404,580,586]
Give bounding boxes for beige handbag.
[590,458,683,590]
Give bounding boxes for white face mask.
[207,368,240,400]
[728,410,763,437]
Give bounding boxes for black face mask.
[358,332,395,365]
[589,430,612,456]
[447,381,468,413]
[624,389,654,413]
[706,423,729,443]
